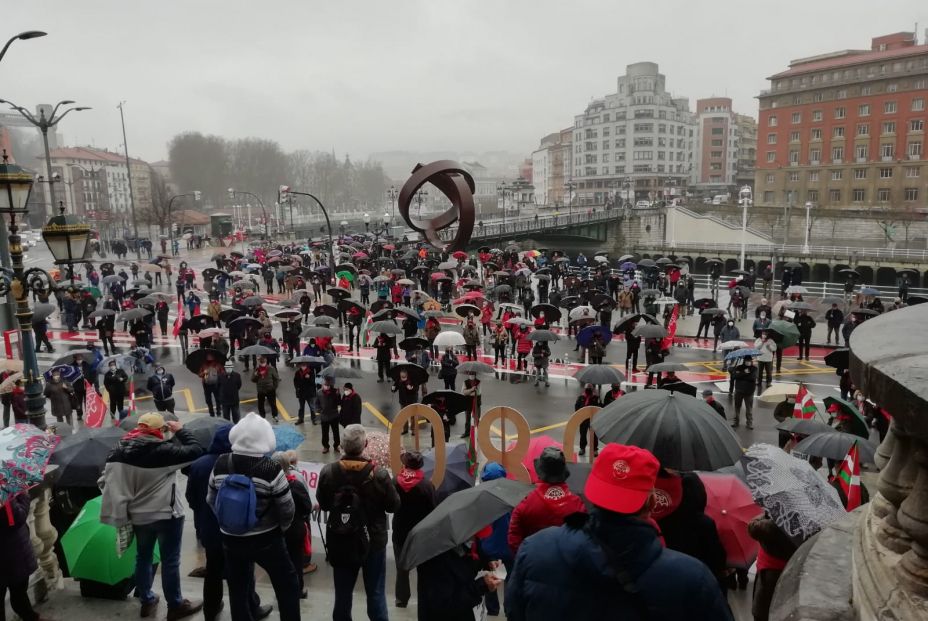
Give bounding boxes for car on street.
[634,200,652,209]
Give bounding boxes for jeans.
[203,384,220,417]
[221,403,241,423]
[134,517,185,609]
[257,392,279,419]
[223,532,301,621]
[0,579,37,621]
[332,547,388,621]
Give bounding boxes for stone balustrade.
[27,468,61,603]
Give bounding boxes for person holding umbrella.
[439,348,460,390]
[147,366,177,414]
[103,360,129,421]
[575,384,601,457]
[69,353,92,421]
[391,450,437,609]
[462,319,480,360]
[392,368,426,435]
[100,414,204,620]
[532,340,551,387]
[731,356,758,429]
[251,356,281,422]
[374,333,393,382]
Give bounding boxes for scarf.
[396,467,424,492]
[123,426,164,442]
[255,365,269,378]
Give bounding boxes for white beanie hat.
[229,412,276,457]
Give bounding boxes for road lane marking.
[364,401,392,429]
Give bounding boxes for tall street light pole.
[738,185,752,270]
[286,189,336,279]
[387,185,398,229]
[0,99,91,219]
[803,201,813,255]
[229,189,269,239]
[117,101,142,258]
[0,31,46,64]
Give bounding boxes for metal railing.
[642,240,928,261]
[682,273,924,302]
[439,209,621,242]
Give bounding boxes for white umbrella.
[568,305,595,321]
[719,340,747,351]
[433,332,466,348]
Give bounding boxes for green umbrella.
[88,286,102,299]
[768,320,800,348]
[62,496,160,585]
[823,396,869,439]
[336,270,355,283]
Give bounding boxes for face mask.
[157,370,165,376]
[728,322,734,327]
[52,374,60,381]
[344,390,352,396]
[760,312,766,319]
[109,365,116,371]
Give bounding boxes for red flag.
[836,441,862,510]
[793,385,817,419]
[661,304,680,351]
[83,380,108,428]
[128,378,137,419]
[172,299,183,338]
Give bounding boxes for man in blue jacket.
[505,443,733,621]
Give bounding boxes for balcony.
[907,154,922,161]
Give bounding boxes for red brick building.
[756,32,928,210]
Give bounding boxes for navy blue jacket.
[184,425,232,550]
[506,509,733,621]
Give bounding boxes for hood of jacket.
[481,461,507,482]
[208,425,233,455]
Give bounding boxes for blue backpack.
[214,457,258,535]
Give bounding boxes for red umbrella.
[382,244,396,250]
[698,472,763,569]
[452,250,468,260]
[453,291,485,304]
[352,252,369,259]
[505,436,566,483]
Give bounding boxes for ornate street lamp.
[42,201,91,265]
[0,151,59,429]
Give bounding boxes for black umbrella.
[370,308,396,321]
[392,305,421,319]
[530,304,560,322]
[328,287,352,300]
[184,348,227,374]
[792,432,877,464]
[320,365,364,379]
[398,478,532,570]
[312,304,339,318]
[824,348,849,370]
[187,314,214,331]
[388,363,428,385]
[612,313,658,334]
[457,361,495,375]
[632,324,668,338]
[229,316,261,332]
[647,361,689,373]
[308,315,337,327]
[236,345,276,356]
[32,303,56,322]
[775,418,834,437]
[370,300,394,315]
[528,329,559,343]
[184,417,233,448]
[453,304,481,318]
[117,308,151,322]
[693,298,717,309]
[50,427,125,487]
[730,269,751,276]
[851,308,879,317]
[422,390,470,415]
[590,294,617,312]
[574,364,625,385]
[700,308,726,316]
[239,296,266,308]
[399,337,429,351]
[705,258,723,265]
[88,309,117,319]
[338,299,365,315]
[422,443,476,502]
[591,390,743,471]
[838,268,860,279]
[370,320,401,335]
[783,261,802,269]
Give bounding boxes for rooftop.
[173,209,210,225]
[769,32,928,79]
[40,146,147,166]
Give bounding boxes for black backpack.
[325,462,374,567]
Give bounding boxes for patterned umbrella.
[363,431,391,469]
[0,424,60,505]
[741,443,847,544]
[272,425,305,452]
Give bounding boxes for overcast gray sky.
[3,0,925,163]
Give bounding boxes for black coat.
[293,368,316,399]
[731,364,757,394]
[103,369,129,399]
[392,475,437,548]
[417,546,487,621]
[217,371,241,405]
[319,387,341,422]
[0,494,37,586]
[339,393,362,426]
[658,473,727,580]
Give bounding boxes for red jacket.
[516,331,533,354]
[507,482,586,554]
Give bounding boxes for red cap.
[584,444,659,514]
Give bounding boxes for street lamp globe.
[739,185,752,201]
[0,151,34,213]
[42,202,91,264]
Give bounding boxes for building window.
[766,152,776,162]
[855,144,869,159]
[854,168,867,179]
[905,187,919,201]
[789,150,799,164]
[852,188,865,202]
[710,150,723,158]
[831,169,843,181]
[834,107,846,119]
[884,101,897,114]
[812,110,823,122]
[905,167,920,178]
[888,83,898,92]
[861,86,872,95]
[911,119,925,132]
[829,189,841,202]
[711,139,723,147]
[881,143,896,158]
[878,188,890,202]
[788,171,800,182]
[858,104,871,116]
[711,127,724,135]
[791,112,801,124]
[766,173,775,183]
[808,171,820,182]
[837,89,847,99]
[914,98,926,112]
[789,131,800,142]
[768,116,778,127]
[831,146,844,161]
[909,141,923,158]
[883,121,896,134]
[767,133,777,144]
[880,168,893,179]
[833,127,845,138]
[807,190,819,202]
[811,128,823,140]
[857,123,870,136]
